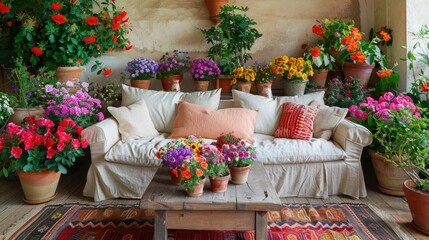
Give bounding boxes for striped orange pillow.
[274,102,319,140]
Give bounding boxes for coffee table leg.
[255,211,268,240]
[154,210,167,240]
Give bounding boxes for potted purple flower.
[125,57,159,90]
[156,50,190,91]
[189,58,221,91]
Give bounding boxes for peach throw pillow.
[170,101,258,142]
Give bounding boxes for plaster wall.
[84,0,361,91]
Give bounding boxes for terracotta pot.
[283,80,307,96]
[368,149,410,196]
[194,80,210,91]
[187,178,206,197]
[342,62,375,89]
[403,179,429,235]
[170,169,183,185]
[209,175,230,192]
[236,81,252,93]
[204,0,229,24]
[161,74,182,91]
[212,75,233,93]
[230,165,251,184]
[309,69,329,89]
[55,66,82,84]
[17,169,61,204]
[130,79,151,89]
[8,107,44,125]
[256,81,273,98]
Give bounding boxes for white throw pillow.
[108,99,159,141]
[121,85,221,133]
[232,90,325,135]
[311,103,348,140]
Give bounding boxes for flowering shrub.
[252,61,275,82]
[203,143,229,178]
[214,133,256,167]
[231,66,256,84]
[43,81,104,128]
[156,50,190,79]
[349,92,421,141]
[0,116,88,176]
[90,79,121,103]
[0,92,13,128]
[325,77,365,108]
[188,58,220,81]
[179,155,208,191]
[302,44,335,70]
[270,56,314,81]
[313,18,355,51]
[1,0,131,74]
[337,27,386,66]
[125,57,159,80]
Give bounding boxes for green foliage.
[200,5,262,75]
[206,162,229,178]
[0,92,14,128]
[318,18,355,51]
[324,77,365,108]
[375,70,400,97]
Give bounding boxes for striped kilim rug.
[3,203,402,240]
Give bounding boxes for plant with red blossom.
[325,77,365,108]
[0,0,131,74]
[42,80,104,128]
[302,44,335,70]
[0,116,88,177]
[313,18,355,51]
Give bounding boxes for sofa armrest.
[332,119,372,162]
[82,117,120,163]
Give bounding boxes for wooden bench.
[140,161,282,240]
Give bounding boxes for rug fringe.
[367,204,411,240]
[0,205,44,240]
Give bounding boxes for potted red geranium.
[0,116,88,204]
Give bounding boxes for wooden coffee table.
[139,161,282,240]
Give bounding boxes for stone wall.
[86,0,361,91]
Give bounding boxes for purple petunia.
[161,147,193,169]
[188,58,220,81]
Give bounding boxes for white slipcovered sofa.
[82,86,372,202]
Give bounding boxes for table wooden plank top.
[140,161,282,211]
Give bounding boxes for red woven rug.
[3,203,401,240]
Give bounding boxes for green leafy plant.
[200,5,262,75]
[303,44,335,70]
[0,92,14,128]
[325,77,365,108]
[179,155,208,191]
[1,0,131,74]
[9,57,57,108]
[406,25,429,110]
[313,18,355,51]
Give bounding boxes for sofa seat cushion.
[105,134,172,167]
[253,134,347,164]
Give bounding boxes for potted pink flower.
[188,58,220,91]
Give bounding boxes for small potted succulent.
[125,57,159,90]
[188,58,220,91]
[156,50,190,92]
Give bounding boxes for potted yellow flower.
[270,56,314,96]
[231,66,256,93]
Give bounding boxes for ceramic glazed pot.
[236,81,252,93]
[17,169,61,204]
[130,79,151,89]
[342,62,375,89]
[368,149,410,196]
[209,175,230,192]
[403,179,429,235]
[230,165,251,184]
[309,69,329,89]
[212,75,233,93]
[9,107,44,125]
[194,80,210,91]
[161,74,182,91]
[256,81,273,98]
[283,80,307,96]
[55,66,82,84]
[170,169,183,185]
[186,178,206,197]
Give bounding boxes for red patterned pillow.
[274,102,319,140]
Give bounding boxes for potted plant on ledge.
[126,57,159,90]
[156,50,190,92]
[188,58,220,91]
[303,44,335,89]
[200,5,262,93]
[0,116,88,204]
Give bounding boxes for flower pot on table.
[186,177,206,197]
[209,175,230,192]
[230,165,251,184]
